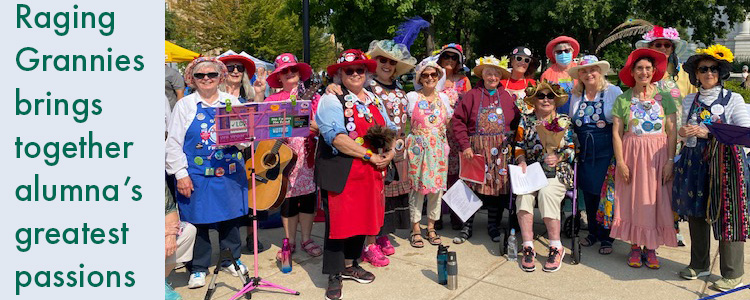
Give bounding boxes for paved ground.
[169,210,750,300]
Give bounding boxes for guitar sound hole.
[262,153,278,168]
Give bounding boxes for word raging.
[17,4,114,36]
[16,88,102,123]
[17,47,144,72]
[15,131,134,166]
[15,223,129,252]
[16,263,135,295]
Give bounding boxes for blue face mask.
[556,52,572,66]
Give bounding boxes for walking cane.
[698,248,720,298]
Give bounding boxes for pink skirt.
[610,132,677,249]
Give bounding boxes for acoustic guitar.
[246,77,321,210]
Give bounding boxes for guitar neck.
[270,139,283,154]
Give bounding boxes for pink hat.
[267,53,313,88]
[545,36,580,63]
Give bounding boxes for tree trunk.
[426,14,436,54]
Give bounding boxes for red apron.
[327,103,386,239]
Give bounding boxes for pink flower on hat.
[643,26,680,42]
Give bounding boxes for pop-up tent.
[218,50,275,70]
[165,41,200,62]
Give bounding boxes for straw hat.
[183,57,228,88]
[523,81,568,108]
[472,55,511,80]
[566,55,611,78]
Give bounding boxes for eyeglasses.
[280,66,299,75]
[554,49,572,55]
[343,67,366,76]
[226,65,246,73]
[697,65,720,74]
[536,92,556,100]
[420,72,439,79]
[651,42,672,49]
[378,57,398,66]
[194,72,219,79]
[441,53,459,61]
[515,56,531,64]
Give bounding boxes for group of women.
[165,25,749,300]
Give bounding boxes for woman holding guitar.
[263,53,323,261]
[316,49,397,300]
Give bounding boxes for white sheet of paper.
[508,162,549,195]
[442,179,483,223]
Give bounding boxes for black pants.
[462,194,517,234]
[321,191,366,275]
[582,191,613,243]
[280,192,317,217]
[688,216,745,279]
[189,217,243,273]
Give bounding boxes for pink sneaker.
[376,236,395,256]
[362,244,390,267]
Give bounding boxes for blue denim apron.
[572,90,614,195]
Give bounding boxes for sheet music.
[442,180,483,223]
[508,162,549,195]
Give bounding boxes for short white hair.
[333,68,374,86]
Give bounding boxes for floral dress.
[406,92,453,194]
[513,113,575,189]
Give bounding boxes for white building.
[716,13,750,60]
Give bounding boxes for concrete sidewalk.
[169,211,750,300]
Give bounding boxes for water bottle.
[446,252,458,290]
[280,238,292,273]
[437,244,449,285]
[686,115,698,148]
[507,229,518,262]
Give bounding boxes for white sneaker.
[187,272,206,289]
[221,259,248,277]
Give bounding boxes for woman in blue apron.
[567,56,622,255]
[675,45,750,292]
[166,57,250,289]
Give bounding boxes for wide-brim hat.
[326,49,377,76]
[218,55,256,77]
[567,55,611,78]
[523,81,568,107]
[472,55,511,80]
[618,48,667,88]
[436,43,465,67]
[267,53,313,88]
[413,56,445,91]
[682,44,734,86]
[366,40,417,78]
[635,26,688,57]
[184,57,228,88]
[546,36,580,63]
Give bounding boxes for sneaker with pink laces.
[362,244,390,267]
[643,248,660,269]
[376,236,395,256]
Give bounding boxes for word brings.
[15,88,102,123]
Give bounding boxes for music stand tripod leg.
[205,248,251,300]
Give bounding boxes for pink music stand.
[214,103,303,299]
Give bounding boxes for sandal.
[452,227,472,244]
[580,235,596,247]
[409,233,424,248]
[598,241,613,255]
[427,229,442,245]
[301,239,323,257]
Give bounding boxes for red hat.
[267,53,313,88]
[545,36,580,63]
[618,48,667,88]
[218,55,256,77]
[326,49,377,76]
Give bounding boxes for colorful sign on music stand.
[214,100,312,145]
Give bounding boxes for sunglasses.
[697,65,720,74]
[378,57,398,66]
[194,72,219,79]
[280,66,299,75]
[515,56,531,64]
[226,65,246,73]
[420,72,439,79]
[536,92,556,100]
[554,49,572,55]
[441,53,459,61]
[343,67,366,76]
[651,42,672,49]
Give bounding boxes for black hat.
[682,44,734,87]
[509,46,539,78]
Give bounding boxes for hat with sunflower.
[682,44,734,86]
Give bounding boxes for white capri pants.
[516,177,567,220]
[166,221,197,265]
[409,191,443,224]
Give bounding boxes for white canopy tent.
[218,50,275,70]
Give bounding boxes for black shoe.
[246,237,266,253]
[325,275,343,300]
[488,225,501,242]
[341,264,375,284]
[434,219,444,230]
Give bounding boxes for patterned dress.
[513,113,576,189]
[405,92,453,194]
